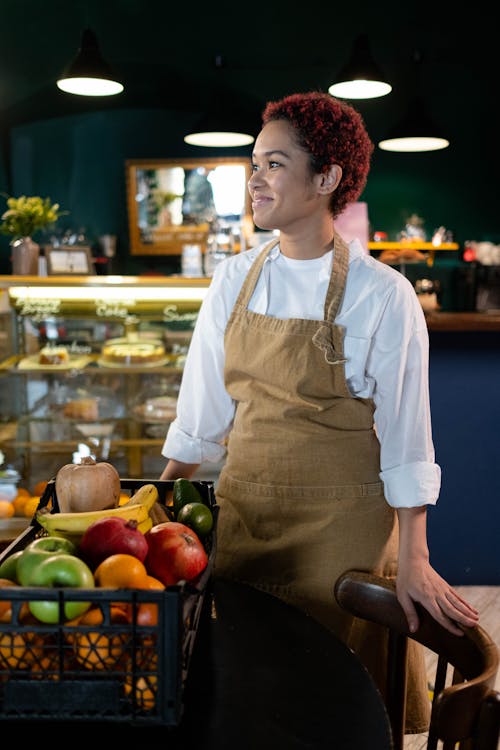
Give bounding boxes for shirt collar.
[263,238,362,265]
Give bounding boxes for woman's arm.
[395,506,479,634]
[159,459,200,481]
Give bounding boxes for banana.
[137,516,153,534]
[36,501,149,537]
[149,501,171,526]
[123,483,159,513]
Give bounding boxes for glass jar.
[204,226,234,277]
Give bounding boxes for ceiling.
[0,0,497,149]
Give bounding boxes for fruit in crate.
[176,501,213,537]
[0,620,44,669]
[145,521,208,586]
[24,554,95,624]
[172,478,204,517]
[94,553,149,588]
[69,606,131,671]
[0,550,23,582]
[55,456,121,512]
[16,536,77,586]
[36,483,159,539]
[0,578,20,622]
[79,517,149,570]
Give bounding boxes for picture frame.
[47,246,93,275]
[125,157,252,256]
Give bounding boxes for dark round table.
[6,578,393,749]
[173,578,393,749]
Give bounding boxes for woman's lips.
[252,196,272,210]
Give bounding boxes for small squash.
[55,457,121,513]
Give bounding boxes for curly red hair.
[262,91,373,219]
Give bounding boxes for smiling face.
[248,119,340,236]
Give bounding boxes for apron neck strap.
[323,233,350,323]
[233,238,280,308]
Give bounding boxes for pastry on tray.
[38,345,70,365]
[133,395,178,423]
[100,337,166,366]
[63,398,99,421]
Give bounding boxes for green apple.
[0,550,23,582]
[27,554,94,624]
[16,536,77,586]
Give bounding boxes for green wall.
[0,108,497,289]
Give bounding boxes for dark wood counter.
[425,311,500,331]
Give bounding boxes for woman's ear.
[318,164,342,195]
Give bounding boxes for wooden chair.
[334,570,500,750]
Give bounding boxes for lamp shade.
[378,98,450,152]
[184,115,255,147]
[329,34,392,100]
[184,92,258,147]
[57,29,124,97]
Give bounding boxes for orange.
[124,671,158,712]
[15,488,30,498]
[119,575,165,624]
[0,633,37,669]
[30,651,64,680]
[12,493,29,515]
[94,554,149,589]
[0,611,44,669]
[72,606,130,670]
[139,575,165,591]
[0,500,14,519]
[0,578,18,621]
[22,496,41,519]
[118,493,131,506]
[136,603,159,627]
[32,480,48,497]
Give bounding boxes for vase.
[11,236,40,275]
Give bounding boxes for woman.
[160,91,479,732]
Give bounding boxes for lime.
[172,478,203,517]
[177,502,213,538]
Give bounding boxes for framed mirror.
[126,157,252,256]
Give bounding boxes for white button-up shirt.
[163,239,441,509]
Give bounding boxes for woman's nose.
[248,172,260,191]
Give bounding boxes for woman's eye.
[251,160,280,173]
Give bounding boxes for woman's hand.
[396,506,480,635]
[396,557,480,635]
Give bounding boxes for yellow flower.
[0,195,68,239]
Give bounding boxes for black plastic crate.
[0,478,217,726]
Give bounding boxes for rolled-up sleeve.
[380,461,441,508]
[368,278,441,508]
[161,261,237,465]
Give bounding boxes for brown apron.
[215,234,430,733]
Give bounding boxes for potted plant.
[0,195,68,275]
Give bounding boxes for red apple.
[145,522,208,586]
[78,517,149,570]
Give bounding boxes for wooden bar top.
[425,311,500,331]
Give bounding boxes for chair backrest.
[334,570,500,750]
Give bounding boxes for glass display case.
[0,274,210,490]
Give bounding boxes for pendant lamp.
[184,56,256,147]
[378,97,450,152]
[329,34,392,100]
[57,29,124,97]
[184,110,256,148]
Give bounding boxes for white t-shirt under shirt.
[162,239,441,509]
